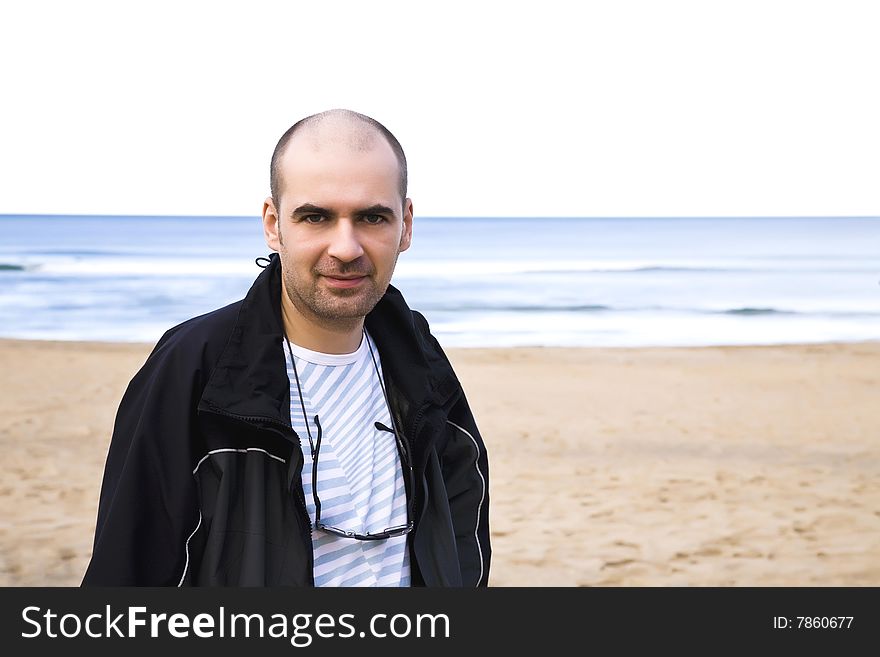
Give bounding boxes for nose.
[326,218,365,263]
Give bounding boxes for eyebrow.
[289,203,397,218]
[355,204,397,217]
[290,203,331,218]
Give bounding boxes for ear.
[262,197,282,251]
[399,198,414,252]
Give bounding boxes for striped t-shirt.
[283,331,411,587]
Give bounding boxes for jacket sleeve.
[81,332,203,586]
[432,336,491,587]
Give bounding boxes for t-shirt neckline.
[286,332,368,366]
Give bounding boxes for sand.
[1,338,878,586]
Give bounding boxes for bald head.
[270,109,408,208]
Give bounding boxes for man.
[82,109,490,587]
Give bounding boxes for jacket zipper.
[406,404,429,515]
[200,405,315,582]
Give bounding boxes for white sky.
[1,0,878,218]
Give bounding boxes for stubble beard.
[282,254,399,330]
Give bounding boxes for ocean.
[0,215,877,347]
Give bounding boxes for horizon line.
[2,213,880,220]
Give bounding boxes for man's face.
[262,135,413,329]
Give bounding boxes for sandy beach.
[1,338,878,586]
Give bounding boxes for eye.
[362,214,386,225]
[301,214,326,224]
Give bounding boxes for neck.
[279,280,364,354]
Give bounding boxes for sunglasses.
[309,414,414,541]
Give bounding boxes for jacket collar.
[198,253,459,429]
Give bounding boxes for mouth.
[321,274,369,289]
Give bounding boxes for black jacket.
[82,254,490,586]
